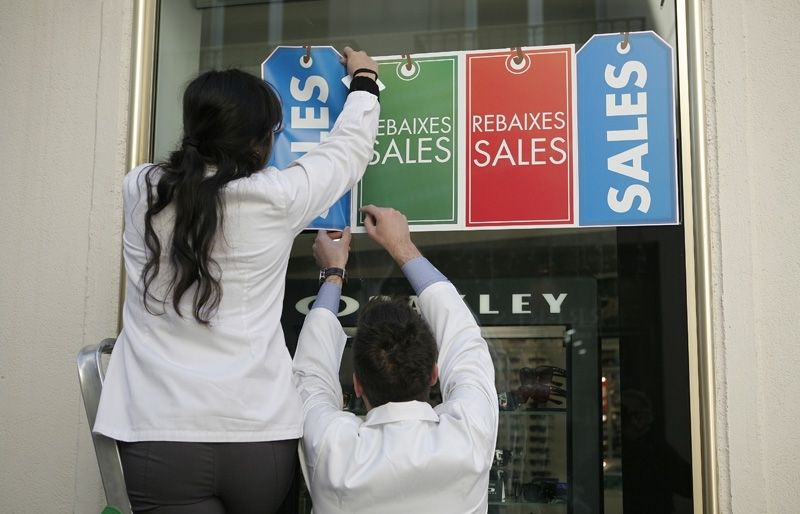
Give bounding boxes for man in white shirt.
[293,205,499,514]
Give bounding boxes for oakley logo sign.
[294,293,568,317]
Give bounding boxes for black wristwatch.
[319,267,347,284]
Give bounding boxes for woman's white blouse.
[94,91,379,442]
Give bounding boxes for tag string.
[620,32,630,50]
[512,47,524,64]
[303,45,311,64]
[404,53,413,71]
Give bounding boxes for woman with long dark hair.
[94,47,380,513]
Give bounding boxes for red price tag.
[466,47,576,227]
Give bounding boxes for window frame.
[124,2,717,512]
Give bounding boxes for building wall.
[0,1,132,512]
[0,1,798,512]
[707,1,800,513]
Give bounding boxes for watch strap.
[319,267,347,284]
[352,67,378,80]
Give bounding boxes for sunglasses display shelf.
[485,326,569,512]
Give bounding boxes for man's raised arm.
[361,206,499,437]
[292,227,354,476]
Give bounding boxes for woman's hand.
[340,47,378,78]
[313,227,352,270]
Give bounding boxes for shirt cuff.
[312,281,342,315]
[401,257,448,295]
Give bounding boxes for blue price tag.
[262,46,350,230]
[577,32,678,226]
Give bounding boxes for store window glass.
[152,1,693,513]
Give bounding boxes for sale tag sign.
[577,32,678,226]
[357,55,458,226]
[262,46,350,230]
[466,46,576,227]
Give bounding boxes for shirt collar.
[362,400,439,426]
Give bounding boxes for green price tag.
[357,55,458,226]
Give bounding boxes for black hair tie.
[352,68,378,81]
[349,76,380,99]
[183,137,200,149]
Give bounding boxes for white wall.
[0,1,132,512]
[707,0,800,512]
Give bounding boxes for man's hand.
[313,227,351,273]
[361,205,422,266]
[340,46,378,78]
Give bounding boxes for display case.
[487,326,569,511]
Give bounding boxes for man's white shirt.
[293,265,499,513]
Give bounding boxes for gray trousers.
[118,439,298,513]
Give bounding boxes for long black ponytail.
[141,69,283,324]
